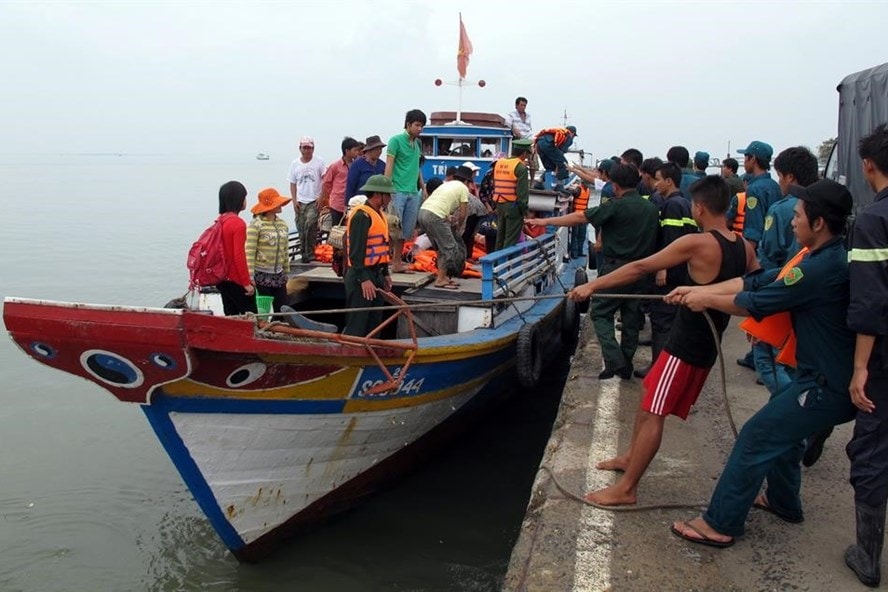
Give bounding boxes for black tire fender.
[560,297,580,345]
[516,323,543,389]
[574,268,590,314]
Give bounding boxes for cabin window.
[435,137,476,157]
[421,137,434,155]
[480,137,499,158]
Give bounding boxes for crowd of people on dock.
[527,125,888,589]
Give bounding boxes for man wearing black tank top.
[567,176,756,507]
[670,179,856,549]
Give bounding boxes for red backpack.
[187,215,227,290]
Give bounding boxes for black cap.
[453,165,475,182]
[788,179,853,217]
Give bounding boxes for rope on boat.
[253,288,740,512]
[255,291,656,318]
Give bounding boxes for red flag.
[457,14,473,79]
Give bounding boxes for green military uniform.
[343,175,394,337]
[495,138,532,250]
[725,173,745,198]
[585,190,660,373]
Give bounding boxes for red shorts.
[641,351,710,420]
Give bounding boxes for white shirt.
[505,110,533,139]
[286,157,327,203]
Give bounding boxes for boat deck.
[289,263,433,289]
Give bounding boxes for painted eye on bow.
[150,353,177,370]
[30,342,57,359]
[80,349,144,388]
[226,362,267,387]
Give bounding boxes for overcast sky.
[2,0,886,164]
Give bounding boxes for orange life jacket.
[493,157,522,203]
[461,264,481,278]
[410,250,438,273]
[535,127,572,148]
[732,192,747,236]
[346,204,391,266]
[314,243,333,263]
[737,247,808,367]
[574,184,590,212]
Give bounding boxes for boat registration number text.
[358,376,425,398]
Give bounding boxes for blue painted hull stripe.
[142,406,246,553]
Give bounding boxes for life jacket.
[493,157,522,203]
[411,250,438,273]
[535,127,573,149]
[524,223,546,238]
[574,184,590,212]
[346,204,391,266]
[314,243,333,263]
[461,264,482,278]
[737,247,808,367]
[731,192,747,236]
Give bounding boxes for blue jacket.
[346,156,386,199]
[742,173,782,244]
[736,237,853,394]
[757,195,801,270]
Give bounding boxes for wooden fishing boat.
[3,204,587,561]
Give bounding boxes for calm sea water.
[0,155,567,592]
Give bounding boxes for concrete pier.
[503,317,867,591]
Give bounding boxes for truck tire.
[516,324,543,389]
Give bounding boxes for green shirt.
[584,190,659,260]
[725,173,744,197]
[386,131,421,193]
[515,162,529,208]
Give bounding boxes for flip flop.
[670,520,734,548]
[753,495,804,524]
[434,282,460,290]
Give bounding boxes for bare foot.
[584,485,637,506]
[596,455,629,472]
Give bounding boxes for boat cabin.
[420,111,514,181]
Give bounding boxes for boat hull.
[3,292,568,559]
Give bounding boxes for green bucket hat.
[359,174,395,194]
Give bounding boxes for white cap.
[348,195,367,208]
[299,136,315,147]
[461,161,481,173]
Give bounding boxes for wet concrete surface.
[503,315,871,592]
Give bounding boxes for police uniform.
[679,169,705,199]
[845,186,888,583]
[741,172,782,245]
[750,193,803,397]
[584,190,659,373]
[701,182,857,538]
